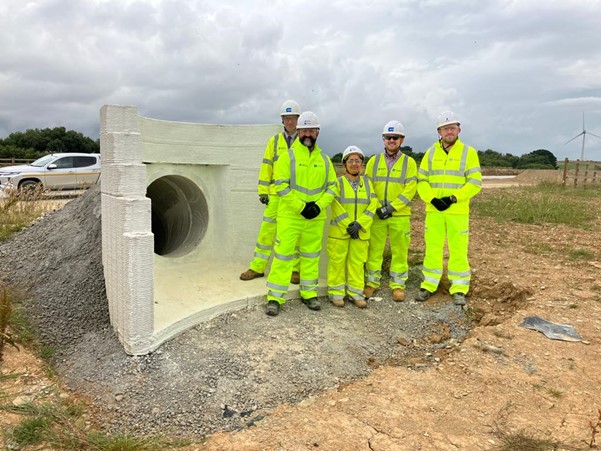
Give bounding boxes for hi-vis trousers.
[420,212,471,295]
[365,215,411,290]
[249,195,299,274]
[327,237,369,302]
[266,216,325,304]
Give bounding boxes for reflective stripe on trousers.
[249,195,299,273]
[365,215,411,289]
[326,236,368,302]
[266,216,326,304]
[420,211,471,294]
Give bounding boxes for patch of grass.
[3,399,186,450]
[523,242,554,256]
[10,416,51,446]
[0,186,49,241]
[568,248,594,261]
[474,184,600,226]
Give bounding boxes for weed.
[568,248,594,261]
[0,186,50,241]
[589,409,601,448]
[547,387,564,398]
[0,287,19,361]
[494,427,562,450]
[568,303,578,309]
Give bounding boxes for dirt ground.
[2,172,601,450]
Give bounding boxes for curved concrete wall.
[100,105,282,355]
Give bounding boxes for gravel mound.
[0,187,471,438]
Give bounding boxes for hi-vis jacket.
[417,137,482,214]
[329,175,379,240]
[274,141,337,219]
[258,132,297,196]
[365,152,417,216]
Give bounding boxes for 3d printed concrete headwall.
[100,105,281,355]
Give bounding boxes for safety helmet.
[296,111,320,129]
[342,145,365,163]
[382,120,405,137]
[437,111,460,128]
[280,100,301,117]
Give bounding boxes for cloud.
[0,0,600,161]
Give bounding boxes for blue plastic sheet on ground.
[520,316,583,342]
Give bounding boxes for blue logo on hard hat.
[285,107,292,112]
[387,127,394,132]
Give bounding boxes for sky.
[1,0,601,161]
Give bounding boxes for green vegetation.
[0,126,99,159]
[494,427,563,451]
[2,400,184,450]
[0,186,50,241]
[473,182,601,226]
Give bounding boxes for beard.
[302,136,316,148]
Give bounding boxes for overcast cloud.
[1,0,600,160]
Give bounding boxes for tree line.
[0,127,99,159]
[332,147,558,169]
[1,127,558,169]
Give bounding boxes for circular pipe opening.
[146,175,208,257]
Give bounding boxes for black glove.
[431,197,452,211]
[440,195,456,206]
[301,201,321,219]
[346,221,361,239]
[376,205,394,220]
[259,194,269,205]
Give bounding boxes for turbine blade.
[564,132,584,144]
[587,131,601,140]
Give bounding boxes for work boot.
[352,298,367,309]
[452,293,467,306]
[331,297,345,308]
[392,288,405,302]
[302,297,321,311]
[290,271,300,284]
[363,286,375,299]
[415,288,432,302]
[265,300,280,316]
[240,269,264,281]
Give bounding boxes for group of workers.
[240,101,482,317]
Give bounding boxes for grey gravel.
[0,185,471,438]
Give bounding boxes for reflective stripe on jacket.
[329,175,379,240]
[258,132,297,195]
[364,152,417,216]
[417,137,482,214]
[274,141,337,219]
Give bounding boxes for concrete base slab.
[152,262,327,350]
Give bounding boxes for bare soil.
[2,177,601,451]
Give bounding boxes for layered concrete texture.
[100,104,293,355]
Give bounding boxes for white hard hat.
[382,120,405,136]
[342,145,364,162]
[296,111,320,129]
[280,100,301,116]
[437,111,460,128]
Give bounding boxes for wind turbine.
[564,112,601,161]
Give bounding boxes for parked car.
[0,153,101,191]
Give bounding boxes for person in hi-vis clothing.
[265,111,336,317]
[415,111,482,306]
[364,120,417,303]
[240,100,301,283]
[327,146,378,309]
